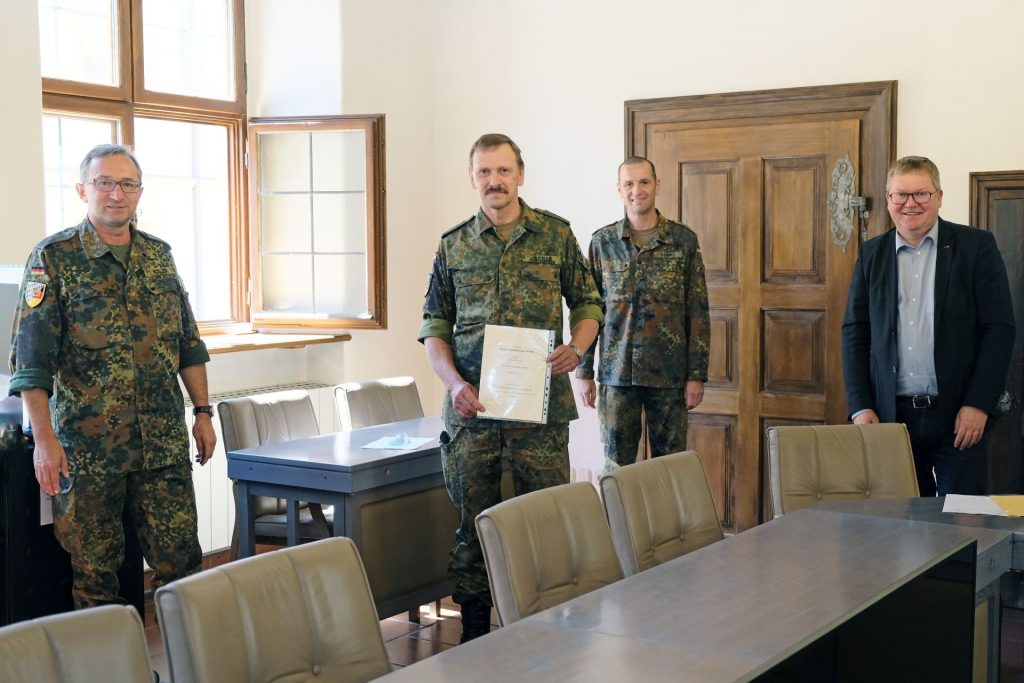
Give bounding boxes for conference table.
[226,415,456,618]
[379,505,998,682]
[815,497,1021,681]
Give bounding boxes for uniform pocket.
[603,259,631,302]
[69,292,120,350]
[145,276,184,339]
[648,251,686,302]
[453,268,495,325]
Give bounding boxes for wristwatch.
[568,343,583,360]
[193,405,215,417]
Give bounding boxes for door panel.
[970,172,1024,493]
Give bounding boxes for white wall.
[0,1,45,264]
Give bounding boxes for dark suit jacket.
[842,218,1015,424]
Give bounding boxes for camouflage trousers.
[53,460,202,609]
[599,384,689,467]
[439,421,569,606]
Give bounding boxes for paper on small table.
[942,494,1007,516]
[360,435,434,450]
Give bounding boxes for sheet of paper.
[942,494,1007,516]
[361,435,434,450]
[991,495,1024,517]
[40,488,53,525]
[477,324,554,424]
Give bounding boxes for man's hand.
[684,380,704,410]
[192,414,217,465]
[449,380,486,419]
[954,405,988,450]
[546,345,581,375]
[852,410,880,425]
[579,378,597,409]
[34,435,69,497]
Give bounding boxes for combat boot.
[458,598,492,643]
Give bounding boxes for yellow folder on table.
[991,496,1024,517]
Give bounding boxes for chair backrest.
[334,376,423,430]
[600,450,724,577]
[767,423,920,517]
[218,391,320,516]
[476,482,623,626]
[0,605,152,682]
[157,537,391,683]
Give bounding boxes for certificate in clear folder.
[477,324,554,424]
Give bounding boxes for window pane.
[312,194,366,253]
[141,0,235,101]
[262,255,313,313]
[134,117,231,321]
[42,112,119,233]
[314,255,369,318]
[259,132,310,192]
[312,130,366,192]
[261,195,312,254]
[39,0,119,86]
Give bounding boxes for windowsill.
[202,331,351,355]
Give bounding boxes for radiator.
[185,382,336,554]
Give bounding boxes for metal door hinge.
[828,153,870,249]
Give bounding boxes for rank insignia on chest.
[25,282,46,308]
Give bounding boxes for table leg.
[238,481,255,559]
[331,495,348,537]
[286,499,299,546]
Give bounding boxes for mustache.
[486,186,508,195]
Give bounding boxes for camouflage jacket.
[8,219,210,475]
[579,212,710,388]
[419,200,603,427]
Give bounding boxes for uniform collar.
[78,218,140,261]
[473,199,539,237]
[616,210,669,243]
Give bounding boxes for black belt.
[896,395,937,409]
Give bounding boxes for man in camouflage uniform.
[419,133,602,642]
[578,157,710,468]
[9,144,215,609]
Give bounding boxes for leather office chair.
[157,537,391,683]
[219,391,331,560]
[600,450,724,577]
[334,376,516,501]
[767,423,920,517]
[334,376,424,430]
[0,605,153,682]
[476,481,623,626]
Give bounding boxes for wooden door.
[971,171,1024,493]
[627,83,896,532]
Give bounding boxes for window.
[38,1,385,334]
[39,0,246,329]
[247,116,387,330]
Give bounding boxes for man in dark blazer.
[842,156,1014,496]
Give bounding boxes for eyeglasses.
[887,190,936,205]
[86,178,143,194]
